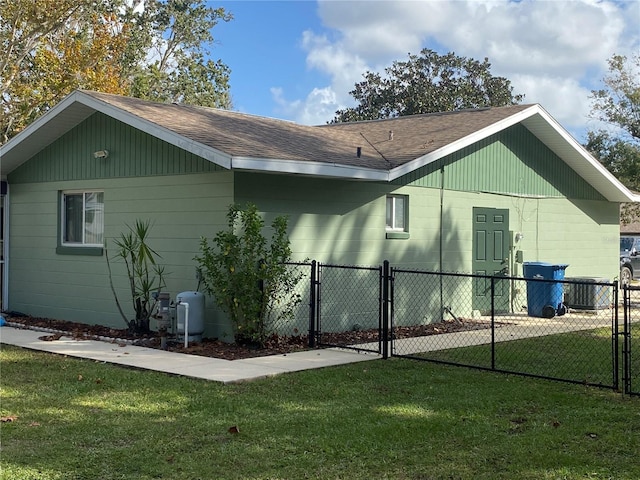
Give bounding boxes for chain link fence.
[264,262,314,339]
[266,260,639,394]
[314,263,382,354]
[622,285,640,396]
[391,270,619,388]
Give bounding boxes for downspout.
[1,182,8,312]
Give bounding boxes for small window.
[61,191,104,247]
[386,195,408,232]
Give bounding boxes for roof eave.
[522,106,638,203]
[388,105,541,181]
[388,104,639,203]
[231,156,388,181]
[0,90,232,175]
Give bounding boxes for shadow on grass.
[2,344,640,480]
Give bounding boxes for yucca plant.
[107,219,166,333]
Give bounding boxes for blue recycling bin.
[523,262,568,318]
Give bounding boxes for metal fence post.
[622,284,631,395]
[613,281,619,392]
[490,276,496,370]
[308,260,317,348]
[382,260,390,359]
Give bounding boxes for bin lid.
[523,262,569,269]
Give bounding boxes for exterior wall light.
[93,150,109,159]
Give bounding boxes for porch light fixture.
[93,150,109,159]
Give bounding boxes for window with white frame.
[386,195,408,231]
[61,191,104,246]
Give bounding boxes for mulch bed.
[3,313,495,361]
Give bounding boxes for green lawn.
[415,324,640,388]
[1,344,639,480]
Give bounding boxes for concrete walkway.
[0,326,380,384]
[1,308,626,383]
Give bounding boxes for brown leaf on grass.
[166,455,175,464]
[29,422,41,427]
[95,378,103,384]
[78,374,83,381]
[38,333,63,341]
[552,420,561,428]
[228,425,240,434]
[1,415,18,422]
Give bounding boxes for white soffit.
[0,93,94,174]
[231,156,388,181]
[388,104,638,203]
[0,91,232,175]
[521,106,638,203]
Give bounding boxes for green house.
[0,90,636,338]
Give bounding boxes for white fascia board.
[388,106,540,181]
[231,156,388,181]
[0,91,89,157]
[76,93,232,169]
[387,104,639,203]
[528,106,638,203]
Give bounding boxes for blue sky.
[213,0,640,141]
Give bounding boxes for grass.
[1,345,640,480]
[415,324,640,388]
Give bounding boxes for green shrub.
[195,203,302,345]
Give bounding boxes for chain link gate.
[302,259,637,396]
[389,270,621,390]
[313,263,383,354]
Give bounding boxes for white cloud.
[272,85,340,125]
[511,74,593,136]
[276,0,639,138]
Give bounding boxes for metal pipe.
[183,302,189,349]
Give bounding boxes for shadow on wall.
[392,205,466,326]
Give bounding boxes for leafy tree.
[332,48,524,123]
[106,219,166,334]
[195,204,302,346]
[126,0,232,107]
[590,54,640,141]
[1,0,232,144]
[587,54,640,223]
[3,7,131,142]
[1,0,86,94]
[0,0,120,142]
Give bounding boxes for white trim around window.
[386,194,409,239]
[57,190,104,255]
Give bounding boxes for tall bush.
[106,219,166,333]
[195,203,301,345]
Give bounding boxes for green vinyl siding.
[6,114,621,336]
[8,172,233,332]
[396,124,604,201]
[235,172,618,327]
[8,112,224,184]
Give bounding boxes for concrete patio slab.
[0,326,380,384]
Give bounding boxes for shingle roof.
[83,90,532,170]
[319,106,534,168]
[0,89,638,203]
